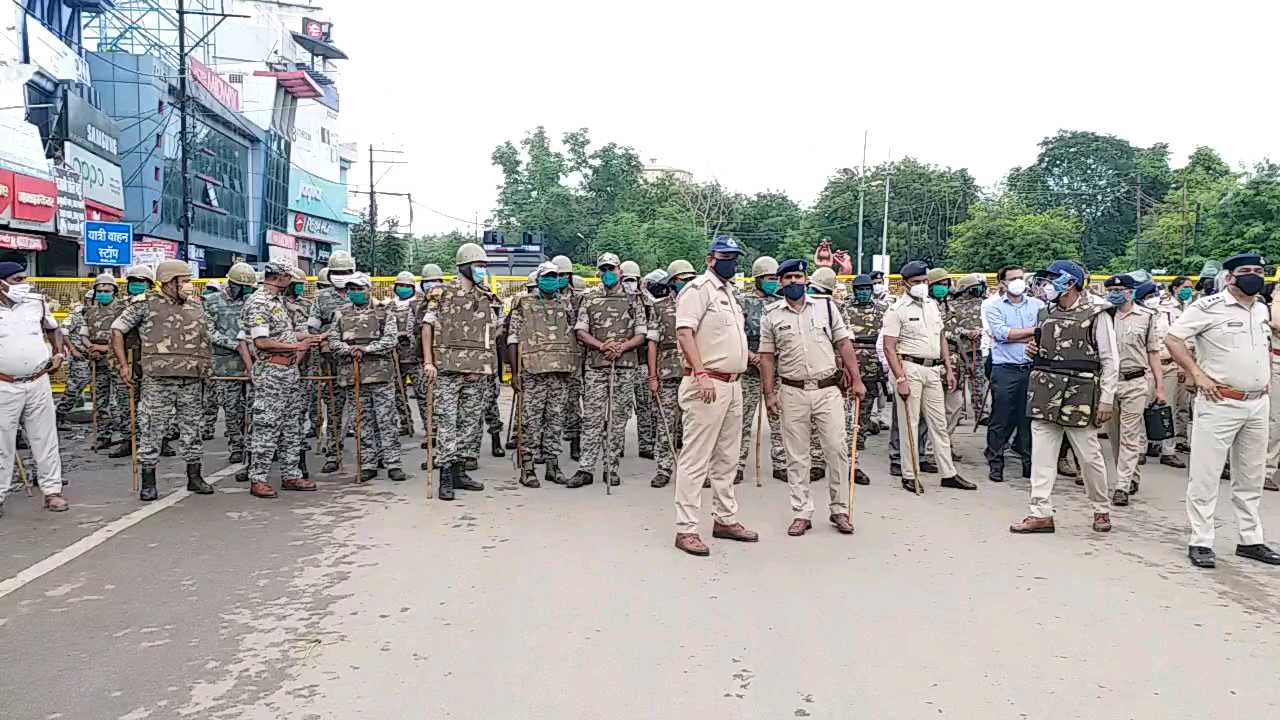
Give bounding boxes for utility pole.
[1181,181,1189,261]
[368,144,377,270]
[880,148,892,265]
[856,130,867,274]
[1193,201,1202,255]
[1135,173,1142,265]
[178,0,189,261]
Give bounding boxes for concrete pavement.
[3,390,1280,719]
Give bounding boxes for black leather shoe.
[1021,462,1032,479]
[608,471,621,487]
[941,475,976,490]
[490,432,505,457]
[321,460,339,474]
[228,451,244,464]
[639,449,654,460]
[734,470,744,485]
[140,468,159,502]
[1112,489,1129,506]
[889,463,902,477]
[1130,479,1140,497]
[1265,477,1280,492]
[901,478,923,493]
[569,437,581,461]
[505,437,518,450]
[1188,546,1215,568]
[453,465,484,491]
[186,463,215,494]
[919,459,939,473]
[1160,455,1186,469]
[854,469,870,486]
[772,468,787,482]
[465,457,479,471]
[388,468,407,482]
[438,466,455,501]
[1236,544,1280,565]
[651,473,670,488]
[160,439,176,457]
[1146,444,1161,457]
[810,466,825,482]
[566,470,593,488]
[988,464,1005,483]
[359,468,377,482]
[1138,455,1147,466]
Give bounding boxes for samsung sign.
[59,95,121,165]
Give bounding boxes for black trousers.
[986,363,1032,469]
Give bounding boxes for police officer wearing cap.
[738,255,783,483]
[1167,253,1280,568]
[1101,274,1164,506]
[1011,259,1117,535]
[759,259,866,536]
[673,236,757,557]
[882,260,974,493]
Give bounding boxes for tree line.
[358,127,1280,276]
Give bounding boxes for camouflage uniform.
[55,352,90,416]
[508,291,576,479]
[738,290,788,474]
[63,301,129,442]
[330,303,401,472]
[646,294,684,483]
[945,293,987,430]
[308,287,350,460]
[203,289,250,454]
[111,293,211,467]
[841,295,886,445]
[241,289,305,485]
[284,294,314,439]
[426,278,498,469]
[575,285,645,480]
[389,295,429,434]
[560,286,585,444]
[201,380,220,437]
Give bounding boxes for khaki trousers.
[779,384,849,519]
[1107,375,1150,493]
[675,376,742,533]
[1160,361,1193,455]
[1187,395,1268,548]
[1028,419,1110,517]
[893,361,955,480]
[1267,360,1280,478]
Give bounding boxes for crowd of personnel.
[2,240,1280,567]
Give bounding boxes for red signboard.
[13,174,57,224]
[0,170,11,222]
[267,229,297,249]
[0,228,47,251]
[189,57,241,112]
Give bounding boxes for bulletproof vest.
[285,296,311,328]
[312,288,345,332]
[337,304,393,386]
[517,294,578,374]
[945,296,983,354]
[581,289,638,369]
[390,298,420,364]
[83,301,122,345]
[432,281,494,374]
[139,294,211,379]
[1029,300,1105,428]
[740,292,766,353]
[651,296,683,380]
[842,299,884,347]
[206,293,246,376]
[123,294,144,374]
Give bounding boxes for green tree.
[409,230,471,273]
[723,191,805,258]
[591,211,654,269]
[643,206,705,269]
[947,203,1083,272]
[1214,162,1280,259]
[350,216,411,275]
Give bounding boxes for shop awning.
[252,70,323,99]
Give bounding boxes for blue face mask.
[291,282,305,297]
[854,289,873,303]
[601,270,619,288]
[127,281,148,296]
[1052,273,1074,294]
[96,291,115,305]
[781,283,806,301]
[470,266,487,284]
[674,278,689,292]
[1106,290,1128,306]
[759,279,779,296]
[537,276,560,294]
[394,286,414,300]
[349,291,369,305]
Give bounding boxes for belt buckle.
[803,379,818,390]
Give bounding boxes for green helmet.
[421,263,444,280]
[619,260,641,279]
[327,250,355,272]
[666,259,696,278]
[751,256,779,277]
[227,262,257,287]
[455,243,487,265]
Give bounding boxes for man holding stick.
[203,263,255,465]
[646,266,687,489]
[64,275,129,450]
[758,259,866,536]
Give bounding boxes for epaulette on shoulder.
[1195,294,1225,309]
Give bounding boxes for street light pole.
[856,130,867,274]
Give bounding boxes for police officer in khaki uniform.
[759,259,866,536]
[1011,260,1117,535]
[882,261,974,493]
[1102,274,1164,506]
[673,236,757,557]
[1167,253,1280,569]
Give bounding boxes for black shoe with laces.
[566,470,593,489]
[1236,544,1280,565]
[1188,546,1216,568]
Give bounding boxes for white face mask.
[1005,278,1027,297]
[1142,296,1159,309]
[1041,284,1059,302]
[908,283,928,300]
[3,282,33,303]
[873,283,886,296]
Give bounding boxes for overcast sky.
[328,0,1277,235]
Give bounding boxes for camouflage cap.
[926,268,950,285]
[262,261,294,277]
[156,260,193,283]
[596,252,621,269]
[289,267,306,282]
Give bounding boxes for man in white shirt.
[0,261,70,514]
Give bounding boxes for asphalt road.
[3,390,1280,719]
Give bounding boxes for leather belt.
[779,374,842,390]
[1271,348,1280,357]
[683,368,738,383]
[265,355,297,366]
[0,365,53,383]
[902,355,940,368]
[1216,386,1267,401]
[1121,368,1147,381]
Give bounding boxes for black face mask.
[711,258,737,280]
[781,283,806,301]
[1234,273,1265,296]
[969,285,986,298]
[648,283,671,299]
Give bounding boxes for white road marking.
[0,464,242,601]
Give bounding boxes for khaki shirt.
[758,296,850,381]
[882,294,945,359]
[674,270,748,375]
[1113,305,1160,374]
[1168,291,1271,393]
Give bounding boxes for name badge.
[1227,321,1244,328]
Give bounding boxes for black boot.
[520,465,540,488]
[388,467,407,482]
[140,467,159,501]
[505,436,518,450]
[321,460,339,474]
[186,463,215,494]
[235,450,252,482]
[566,469,593,488]
[160,438,176,457]
[299,450,309,479]
[638,448,654,460]
[569,437,581,461]
[228,450,244,464]
[464,457,479,471]
[438,464,455,501]
[453,463,484,491]
[491,432,505,457]
[360,468,377,482]
[545,461,566,486]
[108,441,132,459]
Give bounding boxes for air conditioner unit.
[228,73,244,84]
